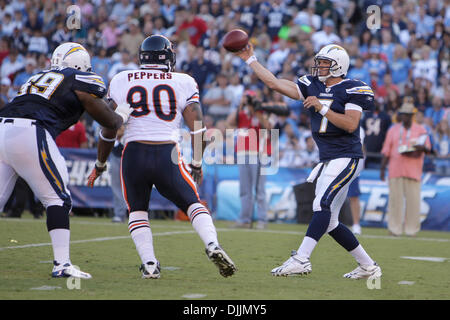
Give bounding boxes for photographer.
[226,90,275,229]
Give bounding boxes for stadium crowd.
[0,0,449,173]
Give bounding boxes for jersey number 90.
[127,85,177,122]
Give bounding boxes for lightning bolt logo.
[40,147,63,192]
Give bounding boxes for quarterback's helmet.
[312,44,349,82]
[51,42,92,72]
[139,35,176,71]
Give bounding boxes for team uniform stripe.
[176,145,200,200]
[120,143,131,212]
[128,221,150,232]
[35,126,71,207]
[320,158,359,211]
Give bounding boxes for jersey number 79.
[127,85,177,122]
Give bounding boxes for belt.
[0,117,37,127]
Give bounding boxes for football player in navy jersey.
[234,43,382,279]
[0,42,133,279]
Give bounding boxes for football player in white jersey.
[88,35,236,278]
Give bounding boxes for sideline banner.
[60,148,177,210]
[205,164,450,232]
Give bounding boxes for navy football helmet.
[139,35,176,71]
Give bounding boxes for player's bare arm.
[234,43,301,100]
[303,96,361,133]
[182,102,206,184]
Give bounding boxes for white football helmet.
[51,42,92,72]
[312,44,350,82]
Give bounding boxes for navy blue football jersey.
[296,75,375,161]
[0,67,106,138]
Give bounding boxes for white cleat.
[205,242,237,278]
[140,261,161,279]
[343,263,382,279]
[51,261,92,279]
[271,252,312,277]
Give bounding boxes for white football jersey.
[108,69,200,143]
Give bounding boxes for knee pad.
[46,205,70,231]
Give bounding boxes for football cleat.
[343,262,382,279]
[139,261,161,279]
[205,243,237,278]
[271,251,312,276]
[51,261,92,279]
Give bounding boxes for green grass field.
[0,213,449,300]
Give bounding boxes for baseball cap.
[398,103,416,114]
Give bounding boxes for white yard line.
[1,223,449,252]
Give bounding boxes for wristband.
[245,55,257,65]
[95,160,107,168]
[191,159,202,167]
[319,106,329,116]
[99,130,117,142]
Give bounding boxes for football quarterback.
[234,43,382,280]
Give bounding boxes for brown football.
[222,29,249,52]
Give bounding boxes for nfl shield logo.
[325,87,331,93]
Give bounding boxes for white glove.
[115,103,133,124]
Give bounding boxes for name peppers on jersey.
[108,69,199,144]
[0,67,106,138]
[296,75,374,161]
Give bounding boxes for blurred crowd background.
[0,0,449,173]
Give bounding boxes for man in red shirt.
[176,7,207,46]
[55,121,88,148]
[226,90,272,229]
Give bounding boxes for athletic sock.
[349,244,375,266]
[49,229,70,264]
[187,203,218,247]
[296,236,317,259]
[128,211,156,264]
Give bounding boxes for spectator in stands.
[425,96,446,127]
[28,29,48,55]
[299,134,319,168]
[414,87,432,113]
[376,73,399,100]
[347,56,370,86]
[111,0,135,25]
[362,100,392,169]
[0,46,23,79]
[182,46,218,96]
[390,44,412,94]
[432,119,450,175]
[380,101,431,236]
[176,6,207,46]
[311,19,341,52]
[91,48,111,86]
[107,50,138,82]
[101,16,122,56]
[12,58,36,90]
[119,19,145,59]
[55,121,88,149]
[202,73,231,120]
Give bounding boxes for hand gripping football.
[222,29,249,52]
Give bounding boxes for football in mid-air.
[222,29,249,52]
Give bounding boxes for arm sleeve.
[72,72,107,99]
[345,83,375,112]
[183,76,200,111]
[295,75,311,100]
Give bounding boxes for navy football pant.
[120,142,200,214]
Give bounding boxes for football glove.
[87,162,107,188]
[189,164,203,185]
[115,103,133,124]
